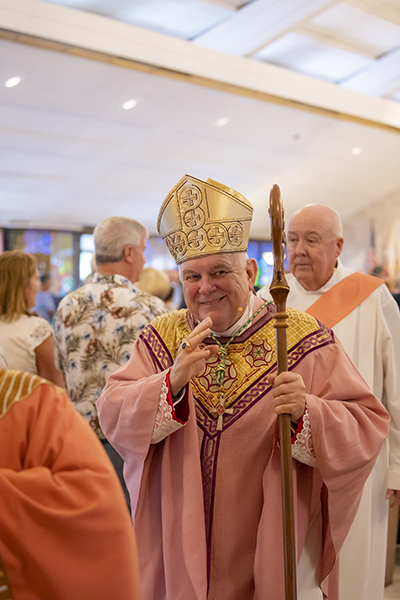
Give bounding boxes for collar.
[92,272,132,287]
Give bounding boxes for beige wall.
[342,190,400,289]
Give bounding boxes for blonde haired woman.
[0,250,64,387]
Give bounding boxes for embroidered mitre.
[157,174,253,264]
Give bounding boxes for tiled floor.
[384,546,400,599]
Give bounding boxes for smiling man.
[259,203,400,600]
[97,177,389,600]
[179,253,258,331]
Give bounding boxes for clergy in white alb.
[259,203,400,600]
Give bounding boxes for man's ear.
[246,258,258,289]
[336,237,344,258]
[123,245,134,264]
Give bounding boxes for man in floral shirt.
[54,216,167,507]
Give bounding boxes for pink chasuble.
[97,304,389,600]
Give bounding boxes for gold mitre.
[157,174,253,264]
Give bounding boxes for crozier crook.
[269,184,297,600]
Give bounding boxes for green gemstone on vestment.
[210,301,271,386]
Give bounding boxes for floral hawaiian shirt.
[54,272,167,438]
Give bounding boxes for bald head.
[287,204,344,291]
[289,204,343,238]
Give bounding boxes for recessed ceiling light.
[122,99,138,110]
[215,117,229,127]
[351,146,362,155]
[5,76,21,88]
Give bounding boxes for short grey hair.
[94,216,149,264]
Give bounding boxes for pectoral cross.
[210,393,234,431]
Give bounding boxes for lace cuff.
[151,371,188,444]
[291,408,318,468]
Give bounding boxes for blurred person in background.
[370,264,395,293]
[165,268,185,310]
[54,216,168,509]
[0,250,65,387]
[82,253,97,285]
[136,266,176,309]
[371,265,400,311]
[33,273,57,323]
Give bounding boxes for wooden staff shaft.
[269,184,297,600]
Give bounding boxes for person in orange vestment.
[0,367,141,600]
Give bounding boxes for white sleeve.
[27,318,52,352]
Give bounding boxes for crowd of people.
[0,174,399,600]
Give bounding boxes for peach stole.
[305,272,382,328]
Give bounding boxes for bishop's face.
[179,253,258,332]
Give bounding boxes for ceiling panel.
[347,0,400,26]
[193,0,333,55]
[43,0,233,38]
[341,46,400,95]
[391,89,400,102]
[39,0,400,104]
[113,0,231,40]
[254,32,374,83]
[308,2,400,56]
[1,33,400,235]
[1,0,400,239]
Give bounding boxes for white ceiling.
[1,0,400,238]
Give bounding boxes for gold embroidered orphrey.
[157,175,254,264]
[148,308,329,430]
[0,369,56,418]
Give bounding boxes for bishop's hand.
[267,371,307,423]
[169,317,219,397]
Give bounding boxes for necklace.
[210,300,271,386]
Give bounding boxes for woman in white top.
[0,250,65,387]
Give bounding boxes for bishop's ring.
[182,339,194,352]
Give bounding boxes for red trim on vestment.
[291,414,304,443]
[165,370,189,423]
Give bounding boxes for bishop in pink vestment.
[97,300,388,600]
[97,175,389,600]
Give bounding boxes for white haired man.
[54,216,168,508]
[97,176,389,600]
[259,203,400,600]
